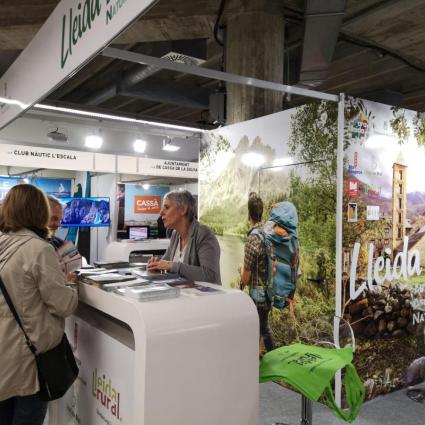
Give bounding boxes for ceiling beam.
[119,81,209,109]
[103,47,339,102]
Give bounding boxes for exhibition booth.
[0,124,260,425]
[1,0,425,424]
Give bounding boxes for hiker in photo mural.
[240,192,300,353]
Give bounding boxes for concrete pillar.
[225,0,284,124]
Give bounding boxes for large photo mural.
[200,102,338,352]
[343,97,425,399]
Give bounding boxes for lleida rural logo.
[92,368,121,420]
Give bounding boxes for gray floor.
[260,382,425,425]
[45,383,424,424]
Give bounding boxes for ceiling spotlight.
[241,152,266,168]
[85,134,103,149]
[47,127,68,143]
[133,138,147,153]
[142,183,150,190]
[162,137,180,152]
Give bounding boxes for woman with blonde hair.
[0,184,78,424]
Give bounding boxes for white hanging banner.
[0,0,156,129]
[0,143,94,171]
[0,143,197,178]
[138,157,198,178]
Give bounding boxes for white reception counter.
[50,282,259,425]
[102,239,170,262]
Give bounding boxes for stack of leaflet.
[131,268,180,281]
[93,260,130,269]
[115,283,180,301]
[102,277,150,291]
[77,267,180,301]
[78,270,136,287]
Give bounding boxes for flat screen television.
[128,226,149,240]
[60,197,111,227]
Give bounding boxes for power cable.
[281,5,425,75]
[339,32,425,74]
[214,0,227,47]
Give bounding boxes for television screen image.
[128,226,149,240]
[60,197,111,227]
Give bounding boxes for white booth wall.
[169,182,198,194]
[90,173,118,263]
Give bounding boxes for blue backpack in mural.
[251,201,300,309]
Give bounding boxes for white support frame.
[335,94,346,323]
[118,44,349,403]
[334,93,346,405]
[100,55,346,357]
[103,47,339,103]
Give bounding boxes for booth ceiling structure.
[1,0,425,129]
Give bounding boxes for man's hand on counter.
[147,256,172,272]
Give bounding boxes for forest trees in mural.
[199,101,338,350]
[343,97,425,400]
[271,101,338,347]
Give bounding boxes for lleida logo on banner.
[134,195,161,214]
[349,237,421,301]
[0,0,155,130]
[349,236,425,325]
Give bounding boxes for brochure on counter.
[77,264,223,300]
[115,283,180,301]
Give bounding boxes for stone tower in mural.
[392,152,407,250]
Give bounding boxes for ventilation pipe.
[299,0,346,87]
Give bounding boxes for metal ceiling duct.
[299,0,346,87]
[83,40,207,107]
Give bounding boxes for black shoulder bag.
[0,276,79,401]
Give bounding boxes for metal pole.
[301,395,312,425]
[334,93,346,406]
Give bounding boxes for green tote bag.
[260,343,365,422]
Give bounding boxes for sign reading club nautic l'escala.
[0,0,156,129]
[0,143,94,171]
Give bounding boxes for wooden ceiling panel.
[112,16,214,45]
[344,0,389,20]
[343,0,425,51]
[324,55,406,89]
[118,99,158,114]
[325,64,417,100]
[0,2,58,26]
